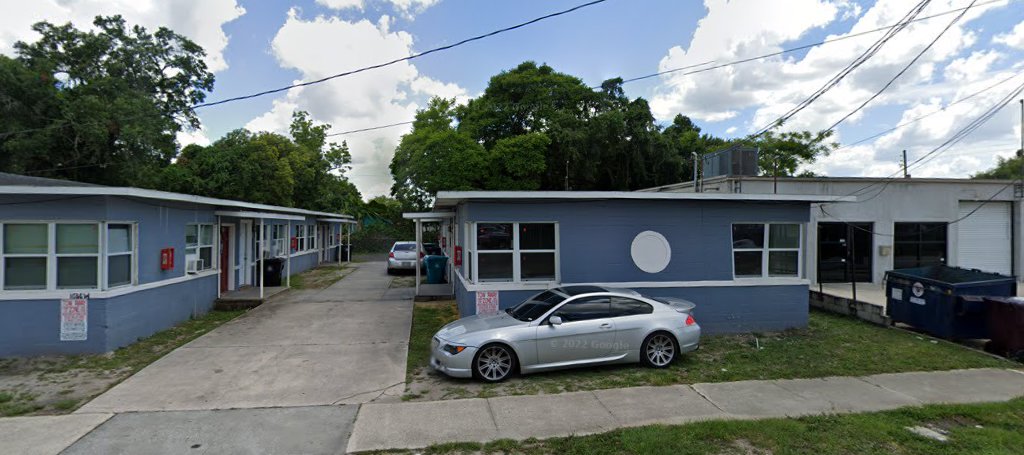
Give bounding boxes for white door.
[240,220,253,286]
[956,201,1011,275]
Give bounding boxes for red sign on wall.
[291,237,298,250]
[160,248,174,270]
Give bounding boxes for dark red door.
[220,226,231,292]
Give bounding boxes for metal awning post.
[415,219,422,296]
[346,223,352,264]
[286,220,291,288]
[216,215,222,298]
[259,218,265,300]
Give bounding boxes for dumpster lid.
[886,265,1014,286]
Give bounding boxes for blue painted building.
[423,191,851,334]
[0,173,353,356]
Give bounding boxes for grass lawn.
[403,398,1024,454]
[0,309,244,416]
[289,264,351,289]
[402,302,1016,401]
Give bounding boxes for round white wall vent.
[630,230,671,274]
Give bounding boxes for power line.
[752,0,932,137]
[193,0,610,109]
[0,1,1005,141]
[825,0,978,131]
[0,0,611,140]
[832,72,1024,152]
[822,78,1024,203]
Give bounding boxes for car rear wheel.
[641,332,677,368]
[473,344,515,382]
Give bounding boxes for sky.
[2,0,1024,198]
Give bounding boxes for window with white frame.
[3,223,50,290]
[272,225,287,257]
[474,222,557,283]
[307,225,315,251]
[185,224,214,272]
[1,222,137,291]
[106,224,134,288]
[731,223,801,278]
[55,224,99,289]
[294,225,305,251]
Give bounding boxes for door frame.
[220,223,236,291]
[239,219,253,286]
[817,222,874,283]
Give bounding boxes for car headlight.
[442,344,467,355]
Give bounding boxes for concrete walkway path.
[345,368,1024,452]
[77,261,412,414]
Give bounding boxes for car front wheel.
[473,344,515,382]
[641,332,677,368]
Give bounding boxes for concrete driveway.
[78,261,412,413]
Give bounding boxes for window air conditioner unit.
[186,258,203,274]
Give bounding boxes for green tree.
[390,98,487,209]
[738,130,837,177]
[974,154,1024,180]
[160,111,361,213]
[0,15,214,185]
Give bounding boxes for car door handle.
[599,323,612,329]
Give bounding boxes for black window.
[894,223,947,269]
[610,297,653,317]
[553,296,610,322]
[507,291,566,322]
[394,243,416,251]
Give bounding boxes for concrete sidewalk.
[346,368,1024,452]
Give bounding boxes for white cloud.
[652,0,1017,179]
[246,9,467,199]
[993,19,1024,49]
[0,0,245,73]
[725,126,738,134]
[316,0,440,18]
[176,126,212,148]
[943,50,1001,82]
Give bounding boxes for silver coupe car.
[430,285,701,382]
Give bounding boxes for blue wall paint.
[1,194,346,356]
[455,279,808,334]
[453,199,812,333]
[464,200,807,283]
[0,275,217,356]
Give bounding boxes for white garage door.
[956,201,1011,275]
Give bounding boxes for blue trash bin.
[885,265,1016,339]
[424,255,448,284]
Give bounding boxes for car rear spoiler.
[655,297,696,314]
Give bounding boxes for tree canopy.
[390,62,835,208]
[0,15,213,186]
[160,111,361,214]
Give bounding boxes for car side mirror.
[549,315,563,326]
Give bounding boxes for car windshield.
[393,244,416,251]
[506,291,566,321]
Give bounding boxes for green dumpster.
[424,255,448,284]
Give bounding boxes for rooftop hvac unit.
[702,146,759,178]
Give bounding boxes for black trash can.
[340,244,350,262]
[885,265,1016,339]
[263,257,284,287]
[983,297,1024,360]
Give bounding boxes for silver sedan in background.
[430,286,701,382]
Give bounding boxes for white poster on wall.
[60,294,88,341]
[475,291,499,316]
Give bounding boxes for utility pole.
[564,160,569,191]
[902,150,909,178]
[692,152,700,192]
[772,149,778,194]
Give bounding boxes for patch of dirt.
[0,357,129,416]
[719,439,773,455]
